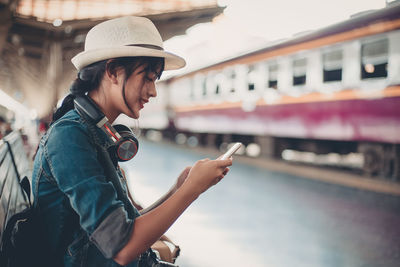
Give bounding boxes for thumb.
[216,158,233,167]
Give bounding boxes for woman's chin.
[132,110,140,119]
[123,110,139,119]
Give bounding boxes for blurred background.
[1,0,400,266]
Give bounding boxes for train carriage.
[141,2,400,180]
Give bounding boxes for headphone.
[73,95,139,163]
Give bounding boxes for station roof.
[16,0,219,22]
[4,0,224,59]
[0,0,224,118]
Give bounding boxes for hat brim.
[71,46,186,71]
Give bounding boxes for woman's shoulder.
[45,109,107,148]
[54,109,81,125]
[50,109,85,130]
[46,110,91,143]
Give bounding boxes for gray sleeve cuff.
[89,206,134,258]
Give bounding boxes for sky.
[164,0,388,76]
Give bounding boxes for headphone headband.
[74,96,105,125]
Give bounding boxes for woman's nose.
[148,82,157,98]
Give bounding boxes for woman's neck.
[88,89,119,124]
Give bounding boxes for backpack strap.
[5,141,31,207]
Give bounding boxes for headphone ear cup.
[113,124,139,162]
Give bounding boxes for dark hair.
[52,56,165,124]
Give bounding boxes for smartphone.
[220,142,242,160]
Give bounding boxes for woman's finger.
[222,167,230,176]
[215,158,233,168]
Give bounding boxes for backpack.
[0,134,51,267]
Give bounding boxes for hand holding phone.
[220,142,242,160]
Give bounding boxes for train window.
[248,65,256,91]
[323,50,343,82]
[190,78,195,100]
[293,58,307,86]
[202,77,207,96]
[268,63,278,89]
[215,85,220,95]
[361,38,388,79]
[230,72,236,93]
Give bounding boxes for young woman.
[32,16,232,267]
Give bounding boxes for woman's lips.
[140,99,148,109]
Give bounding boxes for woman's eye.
[146,74,157,82]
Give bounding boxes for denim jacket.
[32,109,140,267]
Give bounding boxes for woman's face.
[116,64,159,119]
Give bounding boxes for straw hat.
[71,16,186,71]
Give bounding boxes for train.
[138,2,400,181]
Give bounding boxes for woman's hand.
[182,158,232,197]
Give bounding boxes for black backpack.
[0,133,51,267]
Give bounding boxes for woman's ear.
[105,60,124,85]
